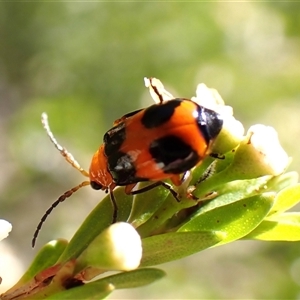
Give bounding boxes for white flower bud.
[77,222,142,272]
[0,219,12,242]
[104,222,142,271]
[245,124,289,176]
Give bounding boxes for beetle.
[32,78,223,247]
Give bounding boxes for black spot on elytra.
[149,135,199,174]
[104,123,126,156]
[141,99,182,129]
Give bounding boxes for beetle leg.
[124,183,137,194]
[169,174,182,186]
[110,189,118,223]
[131,181,180,202]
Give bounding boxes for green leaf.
[95,268,165,289]
[268,183,300,216]
[15,239,68,287]
[136,192,195,238]
[266,171,299,194]
[190,149,235,186]
[245,212,300,241]
[194,176,273,216]
[192,152,276,198]
[58,187,133,263]
[140,231,224,267]
[47,268,164,300]
[178,193,275,245]
[128,182,170,228]
[46,281,114,300]
[135,176,273,239]
[49,268,165,299]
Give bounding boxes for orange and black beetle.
[32,79,223,246]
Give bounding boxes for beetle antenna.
[41,113,89,178]
[32,180,90,248]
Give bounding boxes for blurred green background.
[1,2,300,298]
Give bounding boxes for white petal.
[144,77,174,103]
[0,220,12,242]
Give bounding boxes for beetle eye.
[90,181,103,190]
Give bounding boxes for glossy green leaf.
[135,177,272,238]
[14,239,68,287]
[192,151,275,198]
[245,212,300,241]
[193,176,273,216]
[46,281,114,300]
[268,183,300,216]
[266,171,299,194]
[96,268,166,289]
[190,149,235,186]
[178,193,275,245]
[136,192,196,238]
[140,231,224,267]
[58,187,133,263]
[128,182,170,228]
[46,268,165,300]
